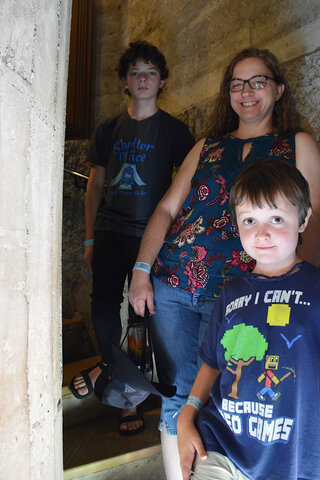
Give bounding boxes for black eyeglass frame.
[229,75,275,92]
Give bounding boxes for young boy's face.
[122,59,166,101]
[235,194,310,276]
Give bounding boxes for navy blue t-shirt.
[87,109,195,236]
[198,262,320,480]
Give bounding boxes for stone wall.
[88,0,320,140]
[122,0,320,141]
[93,0,127,124]
[0,2,71,478]
[62,0,320,324]
[63,139,91,320]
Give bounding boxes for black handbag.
[94,308,176,408]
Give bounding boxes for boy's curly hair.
[118,41,168,83]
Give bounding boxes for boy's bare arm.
[177,363,220,480]
[83,165,106,271]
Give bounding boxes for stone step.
[63,358,164,479]
[63,389,114,429]
[63,401,163,479]
[64,448,164,480]
[63,315,98,365]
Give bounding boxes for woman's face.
[229,57,284,128]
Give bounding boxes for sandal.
[119,409,145,436]
[69,362,103,399]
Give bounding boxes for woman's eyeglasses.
[229,75,275,92]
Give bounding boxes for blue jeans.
[150,276,217,435]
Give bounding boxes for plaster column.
[0,2,72,478]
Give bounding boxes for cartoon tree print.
[221,323,268,399]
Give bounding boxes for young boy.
[70,41,194,434]
[177,159,320,480]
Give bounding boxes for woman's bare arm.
[129,139,205,315]
[295,132,320,266]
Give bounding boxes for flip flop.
[69,362,103,399]
[119,409,145,436]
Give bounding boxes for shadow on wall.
[284,52,320,142]
[63,139,91,320]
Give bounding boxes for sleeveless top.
[153,132,296,297]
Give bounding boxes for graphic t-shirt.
[154,133,296,296]
[198,262,320,480]
[88,109,195,236]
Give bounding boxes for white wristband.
[185,395,204,411]
[84,239,94,247]
[133,261,152,274]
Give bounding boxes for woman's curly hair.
[209,48,301,137]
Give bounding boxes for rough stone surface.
[284,50,320,142]
[77,453,166,480]
[63,139,91,319]
[0,1,71,478]
[93,0,126,124]
[88,0,320,132]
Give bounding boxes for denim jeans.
[150,276,217,435]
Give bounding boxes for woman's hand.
[178,413,207,480]
[129,270,155,316]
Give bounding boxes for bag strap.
[120,306,149,350]
[140,306,149,374]
[120,325,130,349]
[120,305,153,378]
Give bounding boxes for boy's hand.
[178,415,207,480]
[129,270,155,316]
[83,245,94,272]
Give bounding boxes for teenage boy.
[70,41,194,435]
[177,159,320,479]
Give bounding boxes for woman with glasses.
[129,47,320,479]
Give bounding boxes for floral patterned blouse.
[153,132,296,297]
